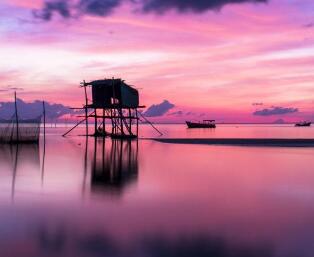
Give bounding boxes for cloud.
[0,98,78,120]
[303,22,314,28]
[168,110,183,116]
[78,0,122,16]
[0,85,24,92]
[140,0,267,13]
[252,102,263,106]
[272,118,285,124]
[253,106,298,116]
[33,0,71,21]
[33,0,268,20]
[143,100,175,117]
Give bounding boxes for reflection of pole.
[11,144,19,201]
[82,135,88,196]
[118,140,123,176]
[110,140,116,181]
[14,92,19,142]
[41,102,46,187]
[102,137,105,172]
[93,137,97,175]
[41,138,46,187]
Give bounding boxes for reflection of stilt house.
[91,138,138,195]
[77,78,144,138]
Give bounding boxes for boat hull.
[186,121,216,128]
[295,122,311,127]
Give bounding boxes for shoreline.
[152,138,314,147]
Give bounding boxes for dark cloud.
[252,102,263,106]
[0,98,78,120]
[144,100,175,117]
[253,106,298,116]
[33,0,71,21]
[140,0,267,13]
[33,0,268,20]
[79,0,122,16]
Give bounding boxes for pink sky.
[0,0,313,122]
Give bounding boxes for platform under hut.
[81,78,144,139]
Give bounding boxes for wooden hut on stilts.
[64,77,145,139]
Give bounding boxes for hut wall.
[120,84,139,108]
[90,80,139,108]
[92,85,113,107]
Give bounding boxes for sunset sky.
[0,0,313,122]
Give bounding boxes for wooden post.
[41,101,46,186]
[42,101,46,141]
[136,109,139,137]
[94,108,97,136]
[119,108,124,136]
[14,92,19,142]
[103,108,105,135]
[83,80,88,136]
[129,108,132,135]
[110,109,114,135]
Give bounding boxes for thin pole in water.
[14,92,19,142]
[83,80,88,136]
[41,101,46,186]
[42,101,46,142]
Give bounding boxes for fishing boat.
[186,120,216,128]
[295,121,311,127]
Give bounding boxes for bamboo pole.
[41,102,46,186]
[83,80,88,136]
[136,109,139,137]
[42,101,46,141]
[14,92,19,142]
[62,111,95,137]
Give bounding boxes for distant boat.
[295,121,311,127]
[186,120,216,128]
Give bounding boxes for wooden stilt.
[84,80,88,136]
[94,108,97,136]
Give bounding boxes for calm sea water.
[55,123,314,139]
[1,125,314,257]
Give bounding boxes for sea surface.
[1,124,314,257]
[56,123,314,139]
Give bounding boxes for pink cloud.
[0,0,314,122]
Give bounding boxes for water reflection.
[34,226,273,257]
[91,138,138,195]
[1,129,314,257]
[141,235,273,257]
[0,144,40,169]
[0,144,40,199]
